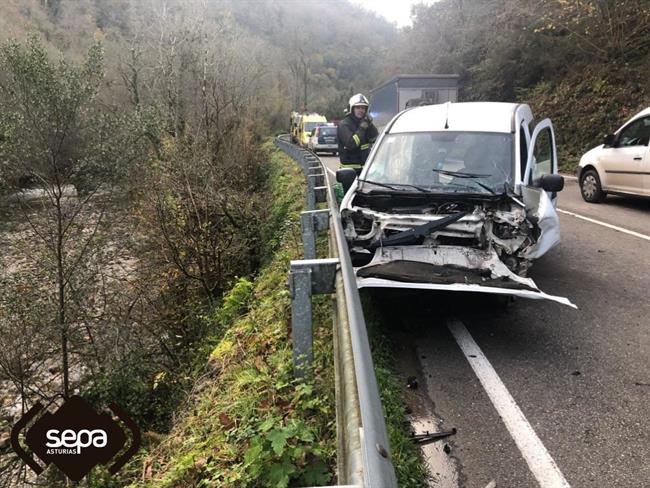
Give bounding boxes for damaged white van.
[336,102,576,307]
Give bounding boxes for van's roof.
[302,114,327,121]
[390,102,524,134]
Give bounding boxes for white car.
[578,107,650,202]
[336,102,575,307]
[307,124,338,155]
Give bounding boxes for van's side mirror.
[336,168,357,193]
[603,133,616,147]
[537,174,564,192]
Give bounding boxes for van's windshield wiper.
[358,179,432,193]
[431,168,498,195]
[357,179,398,191]
[431,168,491,179]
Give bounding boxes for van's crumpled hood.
[355,245,576,308]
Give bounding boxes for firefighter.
[337,93,378,173]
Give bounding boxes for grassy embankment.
[118,141,333,487]
[119,141,427,487]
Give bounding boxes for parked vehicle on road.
[578,107,650,202]
[298,113,328,147]
[336,102,575,307]
[308,124,338,155]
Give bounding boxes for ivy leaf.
[297,426,314,443]
[259,417,277,432]
[244,438,264,466]
[267,459,296,487]
[267,428,290,455]
[291,445,306,462]
[302,460,331,485]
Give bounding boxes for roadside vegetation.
[118,143,336,487]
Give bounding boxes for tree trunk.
[55,192,69,398]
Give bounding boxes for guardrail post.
[289,266,313,378]
[289,258,338,378]
[306,175,316,210]
[304,155,318,173]
[300,209,330,259]
[315,186,328,203]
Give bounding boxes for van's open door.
[522,119,561,259]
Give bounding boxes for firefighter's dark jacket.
[337,113,379,168]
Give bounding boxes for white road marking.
[447,319,571,488]
[557,208,650,241]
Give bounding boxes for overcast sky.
[351,0,436,27]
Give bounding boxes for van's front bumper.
[354,245,577,308]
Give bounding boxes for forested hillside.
[0,0,396,123]
[2,0,647,165]
[392,0,650,168]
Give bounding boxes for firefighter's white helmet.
[348,93,369,112]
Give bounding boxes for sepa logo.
[10,395,140,482]
[46,428,108,454]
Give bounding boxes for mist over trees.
[0,0,397,123]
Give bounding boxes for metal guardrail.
[274,136,398,488]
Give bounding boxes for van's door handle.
[633,156,642,160]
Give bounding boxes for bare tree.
[0,37,145,398]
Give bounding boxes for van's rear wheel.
[580,169,606,203]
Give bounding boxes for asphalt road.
[557,176,650,236]
[319,154,650,487]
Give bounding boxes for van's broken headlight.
[348,211,377,240]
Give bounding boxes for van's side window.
[531,128,553,182]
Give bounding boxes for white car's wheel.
[580,169,606,203]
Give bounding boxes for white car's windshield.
[319,127,337,137]
[364,131,514,194]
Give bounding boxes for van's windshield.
[364,131,514,194]
[304,122,323,132]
